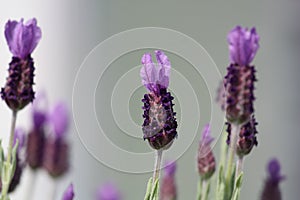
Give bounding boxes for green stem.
[225,124,240,199]
[152,149,163,186]
[235,156,244,179]
[197,178,203,200]
[1,110,18,199]
[201,180,208,200]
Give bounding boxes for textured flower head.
[5,18,42,59]
[198,124,215,180]
[13,128,26,152]
[140,50,171,94]
[49,102,69,138]
[62,184,74,200]
[141,50,177,150]
[228,26,259,66]
[97,183,121,200]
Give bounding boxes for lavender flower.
[62,184,75,200]
[261,159,285,200]
[1,18,42,111]
[160,161,177,200]
[97,183,121,200]
[141,50,178,150]
[226,115,258,157]
[197,124,216,180]
[43,102,70,177]
[216,80,226,111]
[27,94,47,169]
[224,26,259,125]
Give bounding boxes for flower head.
[197,124,216,180]
[160,161,177,200]
[228,26,259,66]
[5,18,42,59]
[261,159,285,200]
[62,184,75,200]
[141,50,177,150]
[97,183,121,200]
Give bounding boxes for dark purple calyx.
[1,56,35,111]
[224,64,256,125]
[142,85,177,150]
[26,127,45,169]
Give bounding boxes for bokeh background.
[0,0,299,199]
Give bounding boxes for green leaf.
[150,178,159,200]
[216,165,225,200]
[10,140,18,181]
[205,181,211,200]
[144,178,153,200]
[231,172,244,200]
[0,140,4,174]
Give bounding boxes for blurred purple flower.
[97,183,121,200]
[261,159,285,200]
[32,91,48,128]
[49,102,69,138]
[228,26,259,66]
[5,18,41,59]
[197,124,215,180]
[160,161,177,200]
[62,184,75,200]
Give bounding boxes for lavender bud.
[226,115,258,157]
[197,124,216,180]
[97,183,121,200]
[62,184,75,200]
[1,18,41,111]
[43,137,69,178]
[261,159,285,200]
[225,26,259,125]
[141,51,178,150]
[160,161,177,200]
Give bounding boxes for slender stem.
[152,149,163,185]
[235,156,244,178]
[1,110,18,199]
[225,124,240,183]
[200,180,208,200]
[197,178,203,200]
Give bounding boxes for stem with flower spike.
[152,149,163,186]
[1,111,18,200]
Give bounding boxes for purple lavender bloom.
[141,50,177,150]
[228,26,259,66]
[97,183,121,200]
[261,159,285,200]
[224,26,259,125]
[5,18,42,59]
[160,161,177,200]
[49,102,69,138]
[32,92,48,128]
[226,115,258,157]
[197,124,216,180]
[62,184,75,200]
[1,18,42,111]
[43,102,69,178]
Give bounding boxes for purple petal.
[155,50,171,88]
[164,160,176,176]
[140,53,158,92]
[62,184,74,200]
[227,26,259,66]
[49,102,69,138]
[97,183,121,200]
[32,91,48,128]
[13,128,26,152]
[201,124,214,145]
[5,18,41,59]
[268,159,285,183]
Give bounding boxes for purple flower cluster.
[1,18,41,111]
[141,50,178,150]
[62,184,75,200]
[97,183,121,200]
[160,161,177,200]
